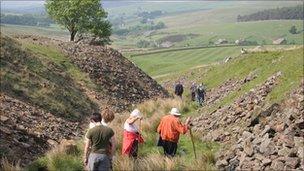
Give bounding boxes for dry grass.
[113,152,215,171]
[109,98,216,171]
[24,97,216,171]
[0,158,21,171]
[109,97,185,152]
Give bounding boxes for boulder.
[0,115,9,122]
[261,158,272,166]
[215,159,228,168]
[243,139,254,157]
[278,146,292,157]
[270,160,284,170]
[284,157,300,169]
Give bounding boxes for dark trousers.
[130,140,138,158]
[191,92,196,101]
[197,95,204,106]
[162,140,177,157]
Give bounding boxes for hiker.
[174,81,184,99]
[197,83,206,106]
[83,113,115,171]
[122,109,144,158]
[190,82,197,101]
[101,108,116,170]
[89,107,115,128]
[241,48,247,54]
[157,108,191,157]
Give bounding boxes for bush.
[136,40,151,48]
[26,142,83,171]
[289,26,297,34]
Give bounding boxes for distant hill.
[237,5,303,22]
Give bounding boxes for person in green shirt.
[83,113,115,171]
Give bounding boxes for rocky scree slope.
[192,73,304,170]
[0,35,168,165]
[15,35,168,112]
[0,94,82,165]
[58,41,168,111]
[0,35,88,165]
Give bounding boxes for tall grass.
[26,98,218,171]
[0,158,21,171]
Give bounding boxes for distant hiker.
[190,82,197,101]
[122,109,144,158]
[241,48,247,54]
[83,113,115,171]
[157,108,191,157]
[174,82,184,99]
[197,83,206,106]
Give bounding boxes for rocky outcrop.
[193,71,282,137]
[192,72,303,170]
[0,94,83,165]
[14,35,169,112]
[0,35,168,166]
[58,42,168,111]
[206,71,257,105]
[216,82,303,170]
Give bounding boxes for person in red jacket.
[157,108,191,157]
[122,109,144,158]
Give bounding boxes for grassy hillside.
[127,45,300,78]
[202,47,304,106]
[0,24,69,40]
[128,46,242,77]
[111,1,303,49]
[23,47,303,171]
[159,47,304,116]
[0,35,98,120]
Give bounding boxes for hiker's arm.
[126,116,142,124]
[175,117,191,134]
[110,136,116,156]
[157,120,162,133]
[83,138,91,165]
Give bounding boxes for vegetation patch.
[0,36,98,120]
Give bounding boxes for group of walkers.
[83,107,191,171]
[175,81,206,106]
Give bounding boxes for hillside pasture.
[128,46,244,77]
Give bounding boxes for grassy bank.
[0,36,98,120]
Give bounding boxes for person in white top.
[122,109,144,158]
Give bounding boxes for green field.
[127,44,300,78]
[1,1,302,50]
[0,24,69,40]
[110,1,303,49]
[128,46,243,77]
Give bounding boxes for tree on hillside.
[45,0,111,44]
[289,26,297,34]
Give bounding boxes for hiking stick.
[138,119,142,156]
[189,126,197,160]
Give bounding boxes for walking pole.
[138,118,142,156]
[189,124,197,160]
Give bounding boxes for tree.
[289,26,297,34]
[45,0,111,43]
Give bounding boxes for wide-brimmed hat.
[130,109,141,117]
[170,108,181,116]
